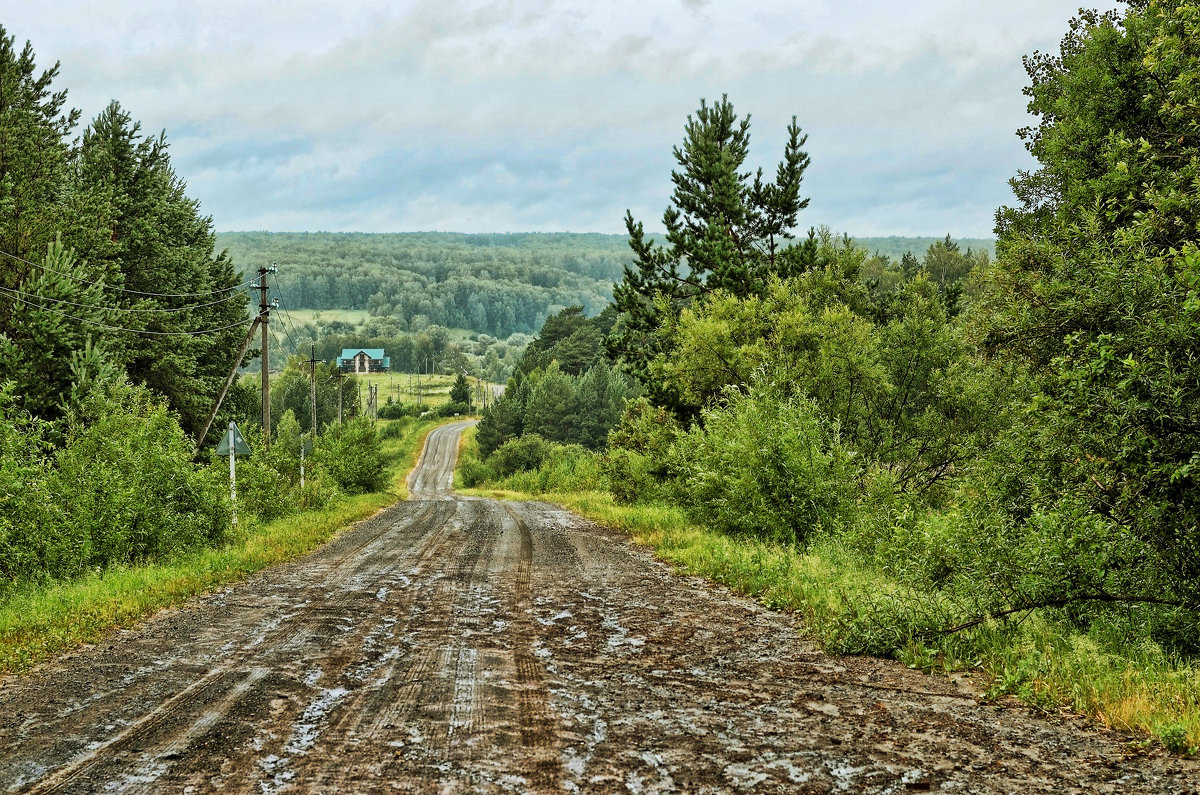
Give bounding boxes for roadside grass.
[0,416,447,676]
[460,441,1200,755]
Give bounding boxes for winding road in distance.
[1,420,1196,793]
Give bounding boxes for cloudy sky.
[6,0,1123,237]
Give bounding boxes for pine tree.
[609,96,812,397]
[73,102,252,437]
[0,26,78,263]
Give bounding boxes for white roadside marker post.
[229,421,238,528]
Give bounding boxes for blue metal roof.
[338,348,387,359]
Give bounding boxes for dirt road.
[2,420,1196,793]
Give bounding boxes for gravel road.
[1,420,1196,793]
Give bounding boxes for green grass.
[462,480,1200,755]
[285,308,372,327]
[0,416,449,675]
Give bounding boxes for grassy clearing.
[463,481,1200,754]
[0,416,447,675]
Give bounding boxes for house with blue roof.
[337,348,390,374]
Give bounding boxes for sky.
[5,0,1125,238]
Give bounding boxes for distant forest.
[216,231,994,338]
[215,232,628,338]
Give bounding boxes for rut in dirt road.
[1,419,1196,793]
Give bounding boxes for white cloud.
[1,0,1127,235]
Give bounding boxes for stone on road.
[1,421,1196,793]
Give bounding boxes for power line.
[0,283,247,314]
[1,289,251,337]
[0,247,254,299]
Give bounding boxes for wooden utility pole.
[335,369,344,424]
[306,343,318,436]
[194,317,260,450]
[258,265,277,450]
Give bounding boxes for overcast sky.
[6,1,1124,237]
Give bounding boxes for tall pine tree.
[609,96,812,399]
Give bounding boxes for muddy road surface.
[2,420,1196,793]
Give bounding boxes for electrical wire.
[0,283,248,314]
[0,247,254,299]
[1,289,252,337]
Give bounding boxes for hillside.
[216,231,994,339]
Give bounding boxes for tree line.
[216,231,627,337]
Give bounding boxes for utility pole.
[257,264,277,450]
[194,316,260,450]
[335,369,344,424]
[306,343,318,437]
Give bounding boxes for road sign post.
[216,421,252,528]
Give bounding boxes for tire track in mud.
[503,503,564,790]
[14,498,456,794]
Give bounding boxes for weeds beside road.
[0,415,451,675]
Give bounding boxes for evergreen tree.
[449,373,471,405]
[0,26,78,263]
[72,102,252,438]
[609,96,812,398]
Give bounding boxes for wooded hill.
[215,231,993,339]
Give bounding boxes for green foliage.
[0,239,114,420]
[603,398,683,504]
[377,401,420,420]
[609,96,813,400]
[488,434,554,477]
[46,381,228,578]
[0,31,252,440]
[675,383,859,546]
[0,384,62,588]
[656,273,997,501]
[981,1,1200,621]
[496,444,606,494]
[436,400,470,417]
[449,373,471,405]
[475,305,633,455]
[312,417,387,494]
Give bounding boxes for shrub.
[458,452,496,488]
[378,401,419,420]
[50,381,230,571]
[0,385,65,591]
[436,400,470,418]
[675,384,858,545]
[312,417,387,494]
[488,434,552,476]
[604,398,683,504]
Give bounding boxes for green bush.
[378,417,413,440]
[488,434,553,476]
[50,382,230,572]
[675,384,858,545]
[603,398,683,504]
[436,400,470,418]
[458,452,496,488]
[312,417,387,494]
[0,385,66,590]
[377,401,419,420]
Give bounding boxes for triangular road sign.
[215,422,252,457]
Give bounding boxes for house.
[337,348,390,374]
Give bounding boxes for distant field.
[356,371,496,411]
[281,308,371,327]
